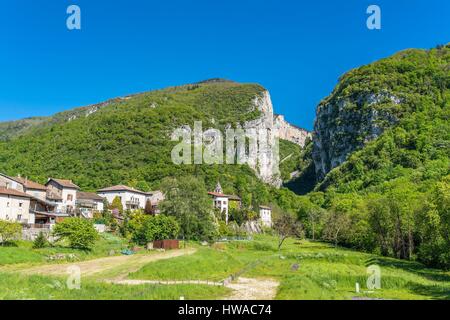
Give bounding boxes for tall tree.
[160,176,216,241]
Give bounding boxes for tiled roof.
[97,185,147,195]
[208,192,229,198]
[47,178,80,189]
[77,191,104,201]
[0,188,32,199]
[208,192,241,201]
[259,205,271,210]
[12,177,47,191]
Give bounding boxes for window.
[6,202,10,207]
[17,214,22,221]
[67,194,73,201]
[19,203,23,208]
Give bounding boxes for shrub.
[0,220,22,245]
[53,218,99,250]
[33,232,49,249]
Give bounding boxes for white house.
[76,191,105,219]
[46,178,80,214]
[0,173,58,225]
[0,188,32,224]
[97,185,148,211]
[208,182,241,224]
[259,205,272,227]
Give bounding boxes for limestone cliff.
[313,91,400,180]
[274,114,311,147]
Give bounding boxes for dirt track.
[20,248,197,279]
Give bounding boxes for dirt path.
[20,248,197,279]
[111,277,280,300]
[222,277,279,300]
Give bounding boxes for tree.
[142,215,180,242]
[110,196,123,215]
[323,211,351,248]
[0,220,22,245]
[160,176,216,241]
[273,213,304,251]
[144,199,154,215]
[53,218,99,250]
[33,232,49,249]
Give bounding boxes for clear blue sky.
[1,0,449,130]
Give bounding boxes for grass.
[130,242,266,282]
[130,235,450,300]
[0,233,128,267]
[1,234,449,300]
[0,273,228,300]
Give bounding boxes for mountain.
[313,45,450,190]
[0,79,308,210]
[303,44,450,269]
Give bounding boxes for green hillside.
[0,80,300,211]
[299,45,450,269]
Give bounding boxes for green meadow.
[0,234,449,300]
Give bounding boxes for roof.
[208,192,229,198]
[97,185,147,195]
[77,191,104,201]
[259,205,272,210]
[0,173,47,191]
[208,192,241,201]
[47,178,80,190]
[12,177,47,191]
[0,188,32,199]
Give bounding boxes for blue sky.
[1,0,449,130]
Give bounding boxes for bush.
[0,220,22,245]
[142,215,180,243]
[53,218,99,250]
[33,232,49,249]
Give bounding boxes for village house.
[97,185,164,213]
[76,191,105,219]
[0,173,61,226]
[45,178,80,215]
[259,205,272,227]
[208,182,241,224]
[0,188,32,224]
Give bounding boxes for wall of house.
[259,208,272,227]
[213,196,229,223]
[26,189,46,201]
[146,191,164,204]
[0,195,31,223]
[98,191,146,211]
[0,176,24,192]
[61,188,77,212]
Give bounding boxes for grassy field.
[130,235,450,300]
[1,234,449,300]
[0,233,127,266]
[0,273,227,300]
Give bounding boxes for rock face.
[273,114,311,147]
[313,92,400,180]
[243,91,282,187]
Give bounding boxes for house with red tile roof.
[208,182,241,224]
[46,178,80,215]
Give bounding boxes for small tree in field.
[33,232,49,249]
[53,218,98,250]
[273,213,304,251]
[0,220,22,245]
